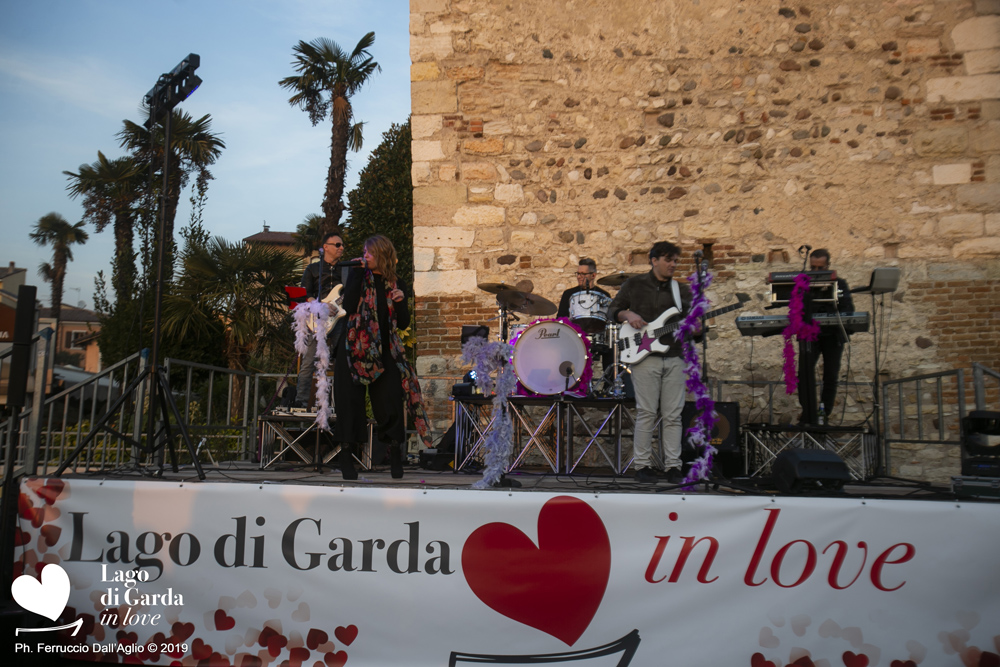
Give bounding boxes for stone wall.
[409,0,1000,481]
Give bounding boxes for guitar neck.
[651,302,744,338]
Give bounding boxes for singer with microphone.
[608,241,700,484]
[333,235,432,480]
[294,230,348,408]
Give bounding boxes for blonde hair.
[364,235,398,285]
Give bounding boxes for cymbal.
[597,272,642,287]
[515,293,557,316]
[495,289,527,309]
[478,282,520,294]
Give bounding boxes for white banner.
[11,478,1000,666]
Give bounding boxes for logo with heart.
[12,563,70,621]
[461,495,611,646]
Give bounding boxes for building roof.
[40,304,101,323]
[0,261,26,279]
[243,223,296,246]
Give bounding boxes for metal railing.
[973,362,1000,412]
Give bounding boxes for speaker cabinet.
[681,401,742,478]
[773,449,851,494]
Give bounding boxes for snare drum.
[568,290,611,333]
[512,319,591,395]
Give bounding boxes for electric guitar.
[305,284,346,334]
[617,297,748,364]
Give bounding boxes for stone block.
[415,355,448,376]
[453,205,505,226]
[912,127,969,156]
[414,247,435,272]
[411,62,441,82]
[953,237,1000,256]
[412,140,446,162]
[461,162,498,182]
[926,74,1000,102]
[951,16,1000,52]
[957,183,1000,207]
[476,228,504,246]
[510,230,536,245]
[412,79,457,114]
[410,34,454,62]
[411,0,449,12]
[905,38,942,56]
[985,213,1000,235]
[413,182,467,207]
[468,185,494,203]
[681,218,731,238]
[414,226,476,247]
[966,49,1000,76]
[414,269,479,295]
[412,114,442,139]
[939,213,985,236]
[463,137,505,155]
[411,161,431,186]
[446,66,485,81]
[493,183,523,203]
[970,120,1000,153]
[438,163,457,182]
[436,247,463,270]
[932,163,973,185]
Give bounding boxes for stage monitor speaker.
[961,410,1000,477]
[773,449,851,494]
[682,401,739,453]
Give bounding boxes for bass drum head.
[512,320,589,395]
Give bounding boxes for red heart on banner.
[307,628,329,650]
[335,625,358,646]
[214,609,235,631]
[843,651,870,667]
[462,495,611,646]
[751,653,777,667]
[324,650,348,667]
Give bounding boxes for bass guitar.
[617,297,748,364]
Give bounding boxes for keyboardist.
[802,248,854,421]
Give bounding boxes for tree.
[162,237,304,373]
[344,119,413,287]
[291,213,325,257]
[30,212,89,336]
[117,109,225,283]
[64,152,144,305]
[279,33,380,236]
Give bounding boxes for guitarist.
[294,230,347,408]
[609,241,698,484]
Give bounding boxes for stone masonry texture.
[410,0,1000,482]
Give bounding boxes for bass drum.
[512,319,590,395]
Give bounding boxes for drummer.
[557,258,613,368]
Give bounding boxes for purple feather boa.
[461,337,518,489]
[673,269,717,486]
[782,273,820,395]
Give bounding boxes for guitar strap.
[671,279,681,312]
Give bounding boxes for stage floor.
[49,458,969,502]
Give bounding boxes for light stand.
[56,55,205,480]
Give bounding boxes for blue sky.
[0,0,410,309]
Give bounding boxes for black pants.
[333,342,406,445]
[800,334,844,413]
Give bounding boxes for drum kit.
[476,271,642,398]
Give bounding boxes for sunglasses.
[324,242,344,248]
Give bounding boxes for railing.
[0,329,53,478]
[973,362,1000,411]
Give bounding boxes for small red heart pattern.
[462,495,611,646]
[335,624,358,646]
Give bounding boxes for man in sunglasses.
[556,258,613,369]
[295,231,347,408]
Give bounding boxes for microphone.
[559,361,575,378]
[693,249,704,259]
[798,244,812,254]
[335,259,365,268]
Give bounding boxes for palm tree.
[64,152,143,304]
[117,110,225,282]
[291,213,325,258]
[279,33,380,236]
[30,213,89,340]
[162,237,304,373]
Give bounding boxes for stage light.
[144,53,201,127]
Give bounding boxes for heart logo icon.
[462,495,610,646]
[11,563,71,621]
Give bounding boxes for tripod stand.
[55,57,205,480]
